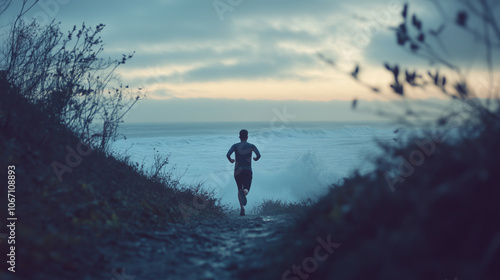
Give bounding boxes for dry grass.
[253,198,313,216]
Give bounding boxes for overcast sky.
[2,0,499,122]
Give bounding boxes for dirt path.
[101,213,293,280]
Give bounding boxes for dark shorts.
[234,169,253,192]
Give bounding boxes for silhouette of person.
[226,129,261,216]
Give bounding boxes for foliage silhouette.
[1,3,142,151]
[254,2,500,280]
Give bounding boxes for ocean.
[111,121,397,211]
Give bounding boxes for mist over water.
[112,122,396,210]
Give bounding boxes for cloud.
[9,0,498,101]
[122,98,382,123]
[122,97,455,123]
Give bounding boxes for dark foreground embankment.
[0,79,225,279]
[246,106,500,280]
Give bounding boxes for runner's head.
[239,129,248,141]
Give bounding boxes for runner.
[226,129,261,216]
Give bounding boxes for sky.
[2,0,499,122]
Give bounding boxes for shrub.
[1,3,142,151]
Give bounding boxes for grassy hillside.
[0,78,226,279]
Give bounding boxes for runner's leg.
[234,171,245,209]
[242,170,252,195]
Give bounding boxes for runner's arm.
[226,145,235,163]
[253,145,261,161]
